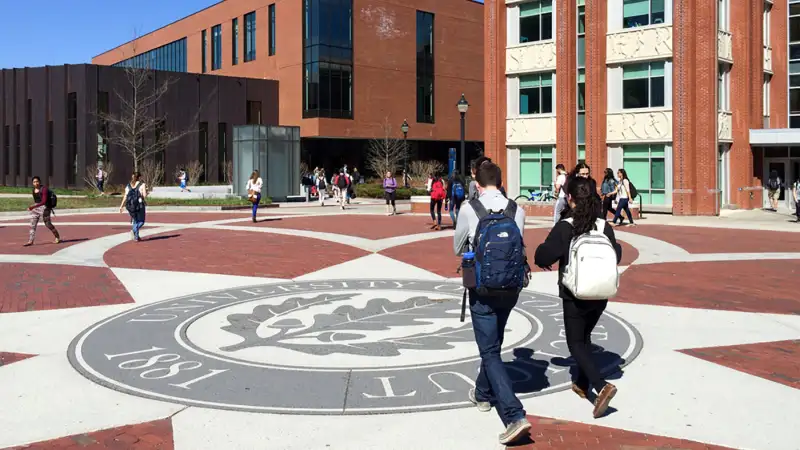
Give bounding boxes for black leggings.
[430,199,443,224]
[385,191,396,207]
[602,196,614,219]
[563,299,609,393]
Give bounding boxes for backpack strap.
[469,199,488,220]
[502,200,517,221]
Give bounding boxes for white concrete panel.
[606,25,673,64]
[607,66,623,112]
[608,145,624,172]
[607,0,623,31]
[664,61,673,108]
[506,147,521,199]
[506,76,520,118]
[607,109,673,143]
[718,31,733,63]
[506,42,557,75]
[764,45,773,73]
[718,111,733,141]
[506,115,558,145]
[506,5,519,47]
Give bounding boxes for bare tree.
[83,161,115,194]
[139,159,164,190]
[366,118,409,177]
[222,160,234,185]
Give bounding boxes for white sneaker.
[498,418,531,445]
[468,388,492,412]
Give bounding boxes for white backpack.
[561,218,619,300]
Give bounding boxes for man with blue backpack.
[446,170,467,227]
[453,162,531,445]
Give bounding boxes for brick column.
[770,0,787,128]
[584,0,607,172]
[556,0,577,169]
[729,0,763,209]
[484,0,508,181]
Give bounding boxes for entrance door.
[764,159,788,209]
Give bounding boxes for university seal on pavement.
[69,280,642,414]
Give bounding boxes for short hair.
[556,164,565,171]
[476,162,501,188]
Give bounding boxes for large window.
[578,69,585,145]
[764,74,771,121]
[519,73,553,115]
[622,62,665,109]
[623,144,666,205]
[623,0,665,28]
[202,30,207,73]
[67,92,77,186]
[211,25,222,70]
[247,101,262,125]
[269,4,276,56]
[112,38,187,72]
[718,63,730,110]
[245,11,256,62]
[97,91,109,163]
[520,147,554,193]
[577,1,585,68]
[519,0,553,43]
[232,18,239,65]
[417,10,435,123]
[303,0,354,119]
[791,2,800,127]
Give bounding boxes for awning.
[749,128,800,146]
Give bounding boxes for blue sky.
[0,0,219,69]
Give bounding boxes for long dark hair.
[566,177,601,237]
[618,168,629,181]
[603,168,615,182]
[570,162,590,178]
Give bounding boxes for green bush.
[354,184,427,200]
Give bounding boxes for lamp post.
[457,93,469,176]
[401,119,409,186]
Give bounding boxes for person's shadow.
[505,348,551,394]
[550,343,626,418]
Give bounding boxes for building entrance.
[763,158,799,210]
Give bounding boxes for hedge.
[354,184,427,200]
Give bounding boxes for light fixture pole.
[457,93,469,176]
[401,119,409,185]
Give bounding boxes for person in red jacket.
[24,176,61,246]
[429,175,447,230]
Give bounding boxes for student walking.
[120,172,147,241]
[453,162,531,445]
[553,164,568,224]
[429,175,446,230]
[24,176,61,246]
[383,171,398,215]
[611,169,635,226]
[446,170,467,227]
[793,177,800,222]
[96,165,107,195]
[316,170,327,206]
[766,169,782,210]
[178,169,191,192]
[534,176,622,419]
[246,170,263,222]
[600,168,618,220]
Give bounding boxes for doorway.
[763,159,791,210]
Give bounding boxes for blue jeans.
[612,198,634,224]
[130,209,146,240]
[470,293,526,426]
[449,201,462,226]
[252,193,261,217]
[554,197,567,223]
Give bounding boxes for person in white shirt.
[246,170,263,223]
[96,165,107,195]
[610,168,635,226]
[553,164,568,224]
[119,172,148,241]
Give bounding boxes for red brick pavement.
[3,418,173,449]
[0,213,250,224]
[231,213,448,239]
[508,416,730,449]
[622,225,800,253]
[616,260,800,315]
[0,352,35,367]
[381,229,639,277]
[104,228,369,278]
[681,340,800,390]
[0,264,134,313]
[0,226,135,255]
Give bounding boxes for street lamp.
[401,119,409,186]
[457,93,469,175]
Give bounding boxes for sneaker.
[592,383,617,418]
[130,231,135,241]
[498,418,531,445]
[467,388,492,412]
[571,383,588,399]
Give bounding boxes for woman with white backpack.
[533,177,622,419]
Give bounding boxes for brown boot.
[571,383,588,399]
[592,383,617,418]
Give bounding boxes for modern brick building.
[0,64,278,187]
[483,0,788,215]
[92,0,486,173]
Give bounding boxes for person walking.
[453,162,531,445]
[533,176,622,419]
[178,168,191,193]
[600,168,618,220]
[383,171,398,215]
[24,176,61,247]
[96,164,107,195]
[793,177,800,222]
[429,175,446,230]
[246,170,263,223]
[766,169,782,210]
[316,170,327,206]
[611,169,635,226]
[120,172,147,242]
[553,164,568,224]
[335,170,348,210]
[446,170,467,227]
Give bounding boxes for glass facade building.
[112,38,187,72]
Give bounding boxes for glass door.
[764,159,788,209]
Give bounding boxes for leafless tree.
[408,160,445,184]
[222,160,234,185]
[366,118,409,177]
[139,159,164,190]
[83,161,115,194]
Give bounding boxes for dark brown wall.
[0,64,278,188]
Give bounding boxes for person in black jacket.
[561,163,603,220]
[533,176,622,419]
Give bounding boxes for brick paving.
[616,260,800,315]
[623,225,800,253]
[681,340,800,390]
[3,418,174,449]
[2,212,251,224]
[104,228,369,278]
[0,226,136,256]
[508,416,731,449]
[232,213,446,239]
[381,229,639,277]
[0,264,134,313]
[0,352,35,367]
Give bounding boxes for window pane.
[791,115,800,128]
[791,89,800,114]
[520,147,541,158]
[624,144,650,157]
[791,75,800,87]
[649,61,665,76]
[519,16,540,42]
[520,160,542,187]
[650,77,665,107]
[578,6,585,33]
[792,17,800,42]
[623,159,651,190]
[541,86,553,113]
[623,79,649,108]
[650,144,666,157]
[651,158,666,189]
[792,4,800,16]
[791,44,800,61]
[623,0,650,27]
[520,75,541,88]
[577,113,585,144]
[541,13,553,40]
[578,83,585,110]
[541,158,553,187]
[540,73,553,86]
[577,36,585,67]
[791,61,800,74]
[519,2,540,18]
[623,63,649,79]
[650,191,666,205]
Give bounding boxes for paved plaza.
[0,204,798,449]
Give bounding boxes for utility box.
[232,125,301,201]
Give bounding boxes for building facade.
[92,0,486,173]
[0,64,278,187]
[484,0,786,215]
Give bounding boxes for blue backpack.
[469,199,528,296]
[452,182,466,202]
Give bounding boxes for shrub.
[355,183,427,200]
[408,160,445,188]
[139,159,164,190]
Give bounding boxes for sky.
[0,0,219,69]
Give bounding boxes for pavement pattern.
[0,204,798,450]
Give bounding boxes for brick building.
[92,0,486,174]
[484,0,788,215]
